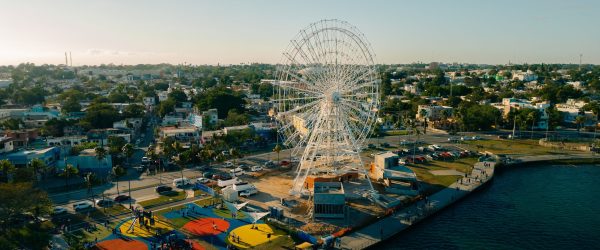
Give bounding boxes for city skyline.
[1,0,599,66]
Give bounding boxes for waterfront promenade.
[338,161,496,250]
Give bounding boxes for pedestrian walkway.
[338,161,495,250]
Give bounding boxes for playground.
[85,198,295,250]
[227,224,285,249]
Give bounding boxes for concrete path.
[338,162,495,250]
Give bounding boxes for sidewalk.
[338,161,495,249]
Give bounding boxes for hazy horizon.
[1,0,599,66]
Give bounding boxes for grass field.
[459,139,582,155]
[407,157,478,195]
[138,191,187,208]
[89,204,131,219]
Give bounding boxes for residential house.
[3,147,61,168]
[0,136,14,154]
[4,129,39,149]
[416,105,453,121]
[57,148,112,178]
[159,126,201,144]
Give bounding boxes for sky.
[0,0,599,66]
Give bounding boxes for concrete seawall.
[337,161,496,250]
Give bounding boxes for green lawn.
[407,157,477,195]
[461,139,572,155]
[138,191,187,208]
[212,207,246,219]
[89,204,131,219]
[195,197,220,207]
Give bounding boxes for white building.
[159,126,201,144]
[512,70,538,82]
[416,105,453,121]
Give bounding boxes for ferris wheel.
[271,19,380,195]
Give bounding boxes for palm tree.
[527,112,536,139]
[0,160,15,183]
[199,147,216,169]
[174,153,189,181]
[411,126,422,162]
[229,147,242,165]
[84,172,96,204]
[28,159,47,184]
[575,115,586,134]
[60,164,79,189]
[112,165,126,195]
[419,109,428,134]
[95,147,107,163]
[122,143,134,167]
[273,144,282,163]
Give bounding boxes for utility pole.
[579,54,583,70]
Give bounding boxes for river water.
[380,164,600,250]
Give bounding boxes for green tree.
[122,104,145,118]
[60,164,79,189]
[224,109,249,126]
[62,98,82,114]
[168,89,188,103]
[82,103,120,129]
[95,147,108,162]
[158,98,176,117]
[0,160,15,183]
[112,165,126,195]
[575,115,585,133]
[28,159,46,183]
[194,87,246,118]
[1,118,22,130]
[273,144,282,162]
[122,143,135,167]
[0,182,53,249]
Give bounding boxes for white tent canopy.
[223,201,248,213]
[242,211,270,224]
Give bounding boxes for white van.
[230,167,245,177]
[173,177,191,187]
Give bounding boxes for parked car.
[230,167,245,177]
[113,195,130,202]
[400,140,413,145]
[367,144,376,149]
[238,163,250,170]
[291,157,300,163]
[52,206,68,215]
[380,142,390,148]
[155,185,173,193]
[263,161,276,168]
[73,201,93,211]
[239,188,258,197]
[223,161,234,168]
[280,160,290,166]
[196,177,210,184]
[141,157,150,166]
[251,165,263,172]
[448,137,460,142]
[173,177,191,187]
[195,165,210,171]
[202,172,214,178]
[95,198,114,207]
